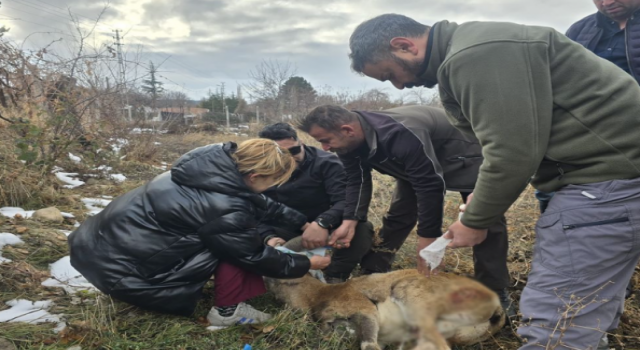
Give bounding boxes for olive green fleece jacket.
[419,20,640,229]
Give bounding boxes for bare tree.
[402,86,441,106]
[244,59,296,122]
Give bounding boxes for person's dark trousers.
[272,221,374,280]
[359,179,510,291]
[535,190,555,214]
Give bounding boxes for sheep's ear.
[283,236,305,252]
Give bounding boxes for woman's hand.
[309,255,331,270]
[267,237,286,247]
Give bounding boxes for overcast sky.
[1,0,596,101]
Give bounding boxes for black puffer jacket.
[68,142,310,316]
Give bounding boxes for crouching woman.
[68,139,330,326]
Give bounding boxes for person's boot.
[625,279,634,299]
[495,288,517,324]
[324,276,347,284]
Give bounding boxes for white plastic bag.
[275,246,329,283]
[419,236,452,271]
[419,213,462,271]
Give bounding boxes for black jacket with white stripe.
[340,105,482,238]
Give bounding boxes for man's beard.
[393,56,429,88]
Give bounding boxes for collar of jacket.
[297,145,314,171]
[354,111,378,159]
[418,20,459,88]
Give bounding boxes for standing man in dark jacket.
[347,14,640,350]
[566,0,640,84]
[297,104,513,316]
[69,140,330,326]
[259,123,374,283]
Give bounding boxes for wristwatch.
[315,217,332,230]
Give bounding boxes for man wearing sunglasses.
[259,123,375,284]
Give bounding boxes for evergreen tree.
[141,61,164,107]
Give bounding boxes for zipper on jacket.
[563,216,630,230]
[354,157,365,219]
[448,155,482,161]
[624,21,637,79]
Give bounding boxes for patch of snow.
[59,230,73,237]
[130,128,154,134]
[51,166,64,173]
[206,326,228,331]
[41,256,97,293]
[61,212,74,218]
[73,221,81,228]
[109,174,127,183]
[20,160,26,164]
[81,198,111,216]
[68,153,82,164]
[0,233,24,263]
[109,138,129,155]
[55,172,85,189]
[100,195,113,199]
[161,162,167,165]
[0,299,65,333]
[154,142,162,145]
[0,207,34,218]
[96,165,113,172]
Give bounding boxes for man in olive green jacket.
[348,14,640,350]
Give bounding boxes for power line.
[4,0,219,96]
[17,0,116,33]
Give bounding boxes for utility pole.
[225,105,230,131]
[113,29,131,121]
[219,82,226,112]
[208,89,214,114]
[256,105,260,124]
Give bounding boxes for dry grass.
[1,131,639,349]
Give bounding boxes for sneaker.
[596,334,610,350]
[495,289,517,322]
[207,302,272,327]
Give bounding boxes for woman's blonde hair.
[232,138,296,187]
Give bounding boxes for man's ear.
[340,124,356,136]
[390,37,419,55]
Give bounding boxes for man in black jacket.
[566,0,640,85]
[297,105,514,317]
[259,123,375,283]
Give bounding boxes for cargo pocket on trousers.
[561,205,633,277]
[536,212,574,275]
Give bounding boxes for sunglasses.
[287,145,302,156]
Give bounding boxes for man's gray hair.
[349,14,429,73]
[296,105,359,133]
